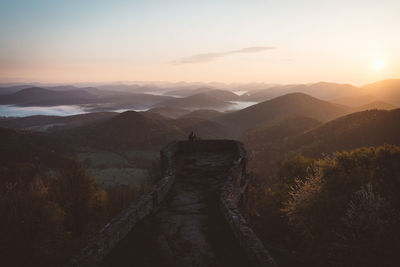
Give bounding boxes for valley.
[1,80,399,266]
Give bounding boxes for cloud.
[172,46,277,65]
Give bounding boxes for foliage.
[250,145,400,266]
[247,109,400,182]
[0,159,155,266]
[0,165,65,266]
[332,184,399,266]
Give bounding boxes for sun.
[372,59,385,71]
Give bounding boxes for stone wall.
[68,141,179,267]
[69,140,276,267]
[219,141,277,267]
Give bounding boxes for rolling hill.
[353,101,397,112]
[241,116,321,151]
[0,87,98,106]
[157,93,233,110]
[332,94,379,106]
[180,109,223,120]
[0,86,175,112]
[362,79,400,106]
[0,85,35,95]
[247,108,400,177]
[166,87,240,101]
[217,92,351,137]
[145,106,190,118]
[0,112,118,131]
[61,110,231,150]
[199,89,240,101]
[173,117,228,139]
[63,111,183,150]
[165,87,215,97]
[241,82,361,102]
[289,108,400,157]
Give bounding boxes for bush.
[332,184,400,266]
[0,166,65,266]
[279,145,400,265]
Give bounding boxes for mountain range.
[215,92,352,137]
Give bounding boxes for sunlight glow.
[372,59,385,71]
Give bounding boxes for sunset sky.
[0,0,399,85]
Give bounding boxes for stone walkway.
[102,152,250,267]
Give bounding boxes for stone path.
[102,152,250,267]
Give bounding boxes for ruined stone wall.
[69,140,276,267]
[219,141,277,267]
[69,141,179,267]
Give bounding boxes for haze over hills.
[332,94,379,106]
[1,80,400,267]
[156,92,234,110]
[240,82,361,102]
[0,112,118,131]
[0,86,175,113]
[0,87,99,106]
[0,85,35,95]
[1,82,398,141]
[0,79,399,118]
[353,101,397,111]
[216,92,352,137]
[362,79,400,105]
[166,88,240,101]
[2,0,400,265]
[165,87,216,97]
[145,106,189,119]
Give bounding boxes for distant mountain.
[0,112,118,131]
[43,85,80,91]
[332,94,379,106]
[241,82,360,102]
[201,89,239,101]
[157,93,233,110]
[165,87,214,97]
[0,86,174,112]
[165,87,239,101]
[96,84,147,92]
[145,106,190,119]
[84,93,174,112]
[0,87,98,106]
[0,85,34,95]
[94,84,171,95]
[217,93,351,137]
[180,109,224,120]
[290,82,360,100]
[362,79,400,106]
[353,101,397,112]
[239,85,292,102]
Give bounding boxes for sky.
[0,0,399,85]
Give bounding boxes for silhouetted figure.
[188,131,195,141]
[188,131,201,141]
